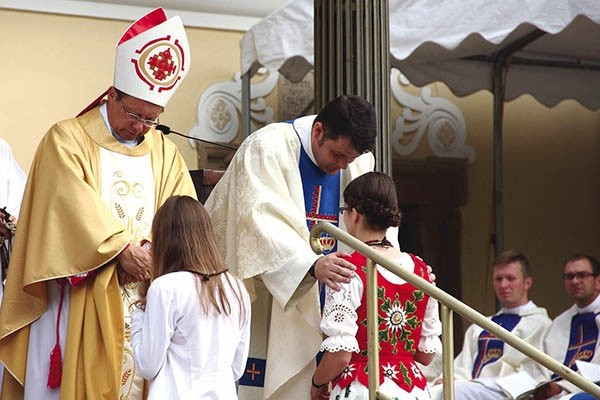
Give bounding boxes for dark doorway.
[393,157,468,352]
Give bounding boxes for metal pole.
[488,29,545,257]
[441,304,455,400]
[241,71,251,138]
[381,0,391,175]
[492,60,505,257]
[366,258,380,400]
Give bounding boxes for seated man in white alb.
[534,254,600,400]
[430,250,551,400]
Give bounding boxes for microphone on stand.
[155,124,238,150]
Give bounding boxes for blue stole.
[298,142,340,254]
[297,131,340,315]
[552,312,599,379]
[471,313,522,378]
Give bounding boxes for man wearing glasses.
[534,254,600,399]
[0,8,195,400]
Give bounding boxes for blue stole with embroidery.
[551,312,599,379]
[298,135,340,312]
[298,142,340,254]
[471,313,522,378]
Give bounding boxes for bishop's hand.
[117,244,152,282]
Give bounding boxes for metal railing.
[309,221,600,400]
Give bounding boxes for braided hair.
[343,172,401,231]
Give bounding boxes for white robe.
[542,294,600,399]
[0,137,26,389]
[430,301,551,400]
[130,271,251,400]
[205,115,375,400]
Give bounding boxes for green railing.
[309,221,600,400]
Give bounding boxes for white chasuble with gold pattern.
[99,147,155,400]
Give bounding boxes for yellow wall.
[428,85,600,319]
[0,9,243,171]
[2,8,600,323]
[500,96,600,317]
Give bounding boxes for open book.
[496,361,600,400]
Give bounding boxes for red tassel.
[47,279,66,388]
[47,343,62,388]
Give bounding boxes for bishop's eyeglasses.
[121,102,160,128]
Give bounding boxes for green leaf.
[405,301,416,314]
[401,363,412,387]
[406,316,419,329]
[413,290,424,302]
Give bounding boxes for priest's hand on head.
[313,252,356,291]
[117,244,152,282]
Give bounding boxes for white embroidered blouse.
[320,252,442,355]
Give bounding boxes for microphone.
[155,124,238,150]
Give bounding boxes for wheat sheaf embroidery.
[114,203,126,219]
[135,207,145,221]
[121,369,132,385]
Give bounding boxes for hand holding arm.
[313,252,356,291]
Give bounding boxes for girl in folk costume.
[310,172,442,400]
[130,195,251,399]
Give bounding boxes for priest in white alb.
[206,95,396,400]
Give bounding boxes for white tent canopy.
[241,0,600,110]
[240,0,600,253]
